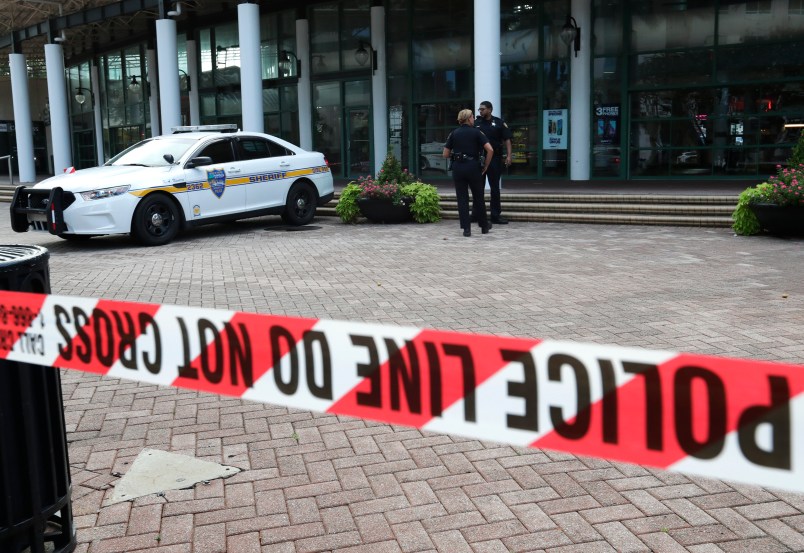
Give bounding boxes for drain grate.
[264,225,322,232]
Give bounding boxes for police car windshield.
[106,137,198,167]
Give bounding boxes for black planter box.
[749,203,804,236]
[357,198,413,223]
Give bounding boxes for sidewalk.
[3,211,803,553]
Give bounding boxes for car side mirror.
[163,154,175,164]
[186,156,213,169]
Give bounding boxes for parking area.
[3,213,804,552]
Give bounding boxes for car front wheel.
[281,181,316,225]
[131,194,181,246]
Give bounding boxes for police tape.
[0,290,802,492]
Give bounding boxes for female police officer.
[442,109,494,237]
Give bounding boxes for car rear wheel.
[281,181,316,225]
[131,194,181,246]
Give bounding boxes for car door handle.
[279,161,291,167]
[227,167,242,174]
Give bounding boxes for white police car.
[10,125,334,246]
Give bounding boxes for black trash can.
[0,245,76,553]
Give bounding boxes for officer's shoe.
[481,222,492,234]
[463,229,471,237]
[491,215,509,224]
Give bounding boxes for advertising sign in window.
[595,104,620,145]
[543,109,567,150]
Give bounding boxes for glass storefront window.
[631,50,713,87]
[417,101,467,179]
[313,82,343,174]
[310,3,340,74]
[214,22,241,87]
[718,2,804,45]
[593,0,623,56]
[630,1,716,52]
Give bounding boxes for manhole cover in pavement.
[106,449,241,505]
[264,225,322,232]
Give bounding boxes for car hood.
[32,165,176,192]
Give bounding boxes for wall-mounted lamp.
[128,74,146,93]
[560,15,581,57]
[178,69,191,92]
[74,86,94,106]
[278,50,301,78]
[354,41,377,71]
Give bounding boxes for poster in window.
[595,104,620,145]
[543,109,567,150]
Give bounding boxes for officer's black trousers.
[470,156,504,220]
[452,160,487,230]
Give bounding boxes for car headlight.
[80,185,131,201]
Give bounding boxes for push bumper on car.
[10,186,73,235]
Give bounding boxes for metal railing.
[0,155,13,186]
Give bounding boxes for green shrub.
[335,182,362,224]
[400,182,441,223]
[789,133,804,167]
[731,183,772,235]
[335,151,441,224]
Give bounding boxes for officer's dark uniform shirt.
[475,115,512,156]
[445,125,489,160]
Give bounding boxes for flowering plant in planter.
[732,163,804,235]
[336,151,441,224]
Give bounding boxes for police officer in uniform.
[474,100,513,224]
[443,109,494,237]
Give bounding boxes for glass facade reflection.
[51,0,804,183]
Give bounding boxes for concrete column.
[568,0,592,181]
[156,19,181,134]
[186,39,201,125]
[44,43,72,174]
[296,18,312,151]
[91,63,104,165]
[146,48,161,136]
[371,6,388,174]
[473,0,500,116]
[10,53,36,182]
[238,3,263,133]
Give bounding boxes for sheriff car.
[10,124,334,246]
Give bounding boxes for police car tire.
[131,194,181,246]
[282,181,316,226]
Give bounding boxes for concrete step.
[317,192,737,227]
[1,185,737,228]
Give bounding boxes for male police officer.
[474,100,512,224]
[443,109,494,237]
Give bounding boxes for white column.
[186,39,201,125]
[473,0,501,116]
[296,18,312,151]
[569,0,592,181]
[10,53,36,182]
[156,19,181,134]
[146,48,161,136]
[238,3,263,133]
[91,63,104,165]
[44,43,72,174]
[371,6,388,174]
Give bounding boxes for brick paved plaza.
[3,213,803,553]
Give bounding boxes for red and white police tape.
[0,290,802,492]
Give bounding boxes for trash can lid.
[0,245,49,267]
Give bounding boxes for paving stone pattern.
[3,214,803,553]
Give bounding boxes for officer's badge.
[207,169,226,198]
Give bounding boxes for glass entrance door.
[347,108,371,178]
